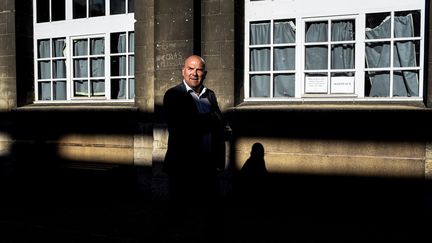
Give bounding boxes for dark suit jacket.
[163,82,226,175]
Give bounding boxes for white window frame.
[245,0,425,102]
[33,0,135,103]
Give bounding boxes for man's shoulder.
[165,83,186,95]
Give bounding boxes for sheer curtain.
[274,20,295,97]
[365,14,418,97]
[250,22,270,97]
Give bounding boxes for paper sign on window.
[305,76,328,93]
[331,76,354,94]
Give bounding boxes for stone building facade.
[0,0,431,218]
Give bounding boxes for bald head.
[182,55,207,93]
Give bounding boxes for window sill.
[13,103,139,112]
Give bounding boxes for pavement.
[0,166,430,243]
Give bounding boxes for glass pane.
[331,44,354,69]
[111,78,126,99]
[274,74,295,97]
[274,47,295,70]
[331,20,354,41]
[250,75,270,97]
[74,39,88,56]
[366,12,391,39]
[37,0,50,23]
[74,80,89,96]
[250,48,270,71]
[38,82,51,100]
[73,0,86,19]
[53,38,66,57]
[129,78,135,99]
[395,11,420,37]
[111,33,126,53]
[110,0,126,15]
[305,73,328,93]
[52,0,66,21]
[305,46,328,70]
[91,38,105,55]
[91,58,105,77]
[274,20,295,44]
[393,70,419,97]
[38,39,50,58]
[111,56,127,76]
[38,61,51,79]
[306,21,328,42]
[330,72,355,94]
[129,55,135,75]
[129,32,135,52]
[250,21,270,45]
[91,80,105,96]
[53,81,67,100]
[74,59,88,78]
[394,40,419,68]
[365,71,390,97]
[53,60,66,78]
[365,42,390,68]
[90,0,105,17]
[128,0,134,13]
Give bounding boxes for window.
[110,0,135,15]
[245,0,425,102]
[34,0,135,103]
[36,0,66,23]
[73,0,105,19]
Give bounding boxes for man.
[163,55,227,202]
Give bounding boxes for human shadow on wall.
[235,142,269,204]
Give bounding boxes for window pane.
[111,78,126,99]
[91,58,105,77]
[73,0,86,19]
[52,0,66,21]
[129,55,135,75]
[53,38,66,57]
[129,32,135,52]
[331,44,354,69]
[395,11,420,37]
[366,13,390,39]
[74,80,89,96]
[111,56,127,76]
[274,74,295,97]
[91,80,105,96]
[111,0,126,15]
[129,78,135,99]
[306,21,328,42]
[330,72,355,94]
[37,0,50,23]
[38,61,51,79]
[38,82,51,100]
[90,0,105,17]
[250,75,270,97]
[53,60,66,78]
[128,0,134,13]
[305,46,328,70]
[331,20,354,41]
[274,20,296,44]
[74,39,88,56]
[91,38,105,55]
[394,41,419,68]
[274,47,295,70]
[250,48,270,71]
[53,81,67,100]
[365,42,390,68]
[250,22,270,45]
[111,33,126,53]
[74,59,88,78]
[38,39,50,58]
[393,70,419,97]
[365,71,390,97]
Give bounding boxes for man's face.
[182,57,206,91]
